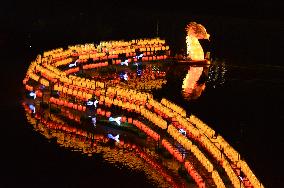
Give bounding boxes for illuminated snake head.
[186,22,210,40]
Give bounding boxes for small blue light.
[69,61,77,68]
[107,134,120,142]
[29,104,36,113]
[29,92,36,99]
[86,100,99,107]
[87,101,93,106]
[123,73,128,80]
[120,60,128,66]
[109,116,121,125]
[92,117,96,126]
[179,129,186,135]
[119,72,128,81]
[39,85,45,90]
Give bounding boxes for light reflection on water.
[86,62,168,92]
[22,61,232,188]
[23,101,191,188]
[206,60,227,88]
[86,61,228,101]
[182,66,205,100]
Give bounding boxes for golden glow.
[182,66,204,99]
[186,22,210,61]
[22,103,182,188]
[22,36,264,188]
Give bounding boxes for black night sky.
[1,1,284,188]
[1,1,284,63]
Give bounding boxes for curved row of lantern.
[58,38,169,63]
[173,120,245,187]
[43,64,65,77]
[43,48,64,57]
[137,149,181,188]
[49,97,86,112]
[135,38,166,45]
[96,108,112,118]
[24,85,241,188]
[95,96,217,187]
[211,170,226,188]
[58,82,104,98]
[53,57,73,67]
[93,103,212,187]
[161,139,206,187]
[23,104,182,187]
[132,120,160,142]
[167,124,227,188]
[153,106,246,187]
[167,125,192,151]
[35,64,63,80]
[161,139,184,163]
[24,47,165,97]
[101,96,167,131]
[53,85,92,101]
[173,114,201,138]
[143,99,247,187]
[107,86,152,103]
[23,38,263,188]
[141,55,168,61]
[24,37,169,102]
[103,97,142,113]
[184,161,205,188]
[97,38,167,50]
[237,160,263,188]
[68,43,95,52]
[161,98,187,117]
[79,52,165,63]
[26,71,50,87]
[167,124,214,172]
[189,115,215,139]
[67,75,105,89]
[101,66,167,91]
[140,108,168,130]
[60,108,81,123]
[139,45,168,52]
[50,80,103,101]
[65,67,79,75]
[101,85,259,188]
[222,159,245,188]
[187,115,261,187]
[148,98,176,118]
[94,100,194,171]
[71,94,253,186]
[156,104,244,188]
[96,85,259,188]
[126,79,167,91]
[82,61,109,70]
[199,135,223,162]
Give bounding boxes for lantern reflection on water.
[182,66,206,100]
[22,102,185,188]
